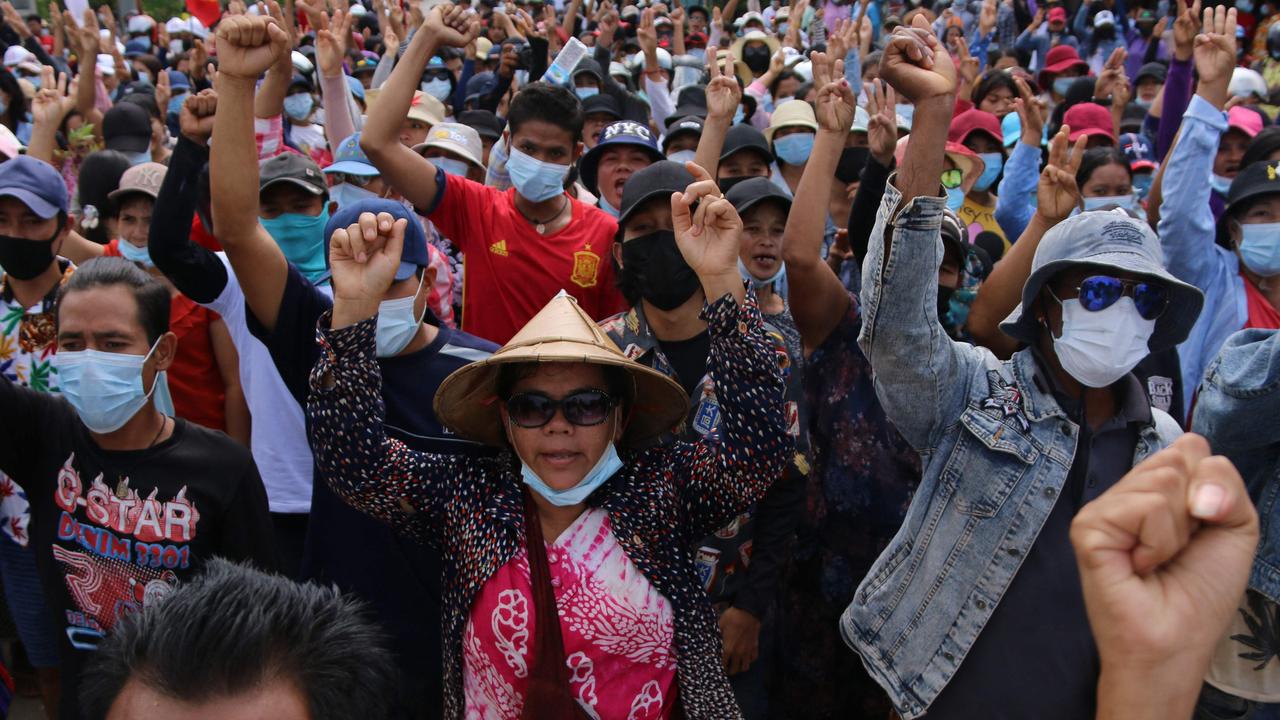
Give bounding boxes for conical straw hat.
[434,291,690,447]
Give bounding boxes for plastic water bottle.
[541,37,589,87]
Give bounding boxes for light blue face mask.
[1211,173,1234,195]
[421,77,452,102]
[733,106,745,124]
[283,93,313,121]
[1083,194,1138,213]
[895,103,915,127]
[575,86,599,100]
[774,133,814,166]
[1134,96,1154,109]
[599,194,620,218]
[54,339,173,434]
[1053,77,1074,97]
[428,156,471,177]
[135,71,150,85]
[667,149,696,166]
[1239,222,1280,277]
[971,152,1003,191]
[329,182,381,210]
[946,186,965,211]
[261,209,331,284]
[506,146,570,202]
[167,92,187,117]
[519,434,624,507]
[117,239,154,268]
[737,256,785,289]
[375,272,425,357]
[127,150,151,166]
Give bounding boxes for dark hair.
[496,361,634,409]
[986,46,1029,69]
[972,71,1019,110]
[506,82,584,142]
[76,149,135,244]
[122,92,162,122]
[57,257,171,344]
[80,559,395,720]
[0,69,27,133]
[1075,146,1132,189]
[132,54,163,79]
[768,70,803,100]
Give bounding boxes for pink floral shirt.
[463,507,677,720]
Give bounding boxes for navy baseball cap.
[618,161,695,226]
[0,155,69,218]
[324,198,431,282]
[1119,133,1156,171]
[579,120,664,196]
[465,72,498,104]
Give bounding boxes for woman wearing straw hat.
[307,170,792,719]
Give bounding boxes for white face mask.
[1052,296,1155,388]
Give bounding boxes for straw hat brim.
[433,337,690,448]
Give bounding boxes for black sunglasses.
[506,390,616,429]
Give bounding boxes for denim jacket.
[1192,328,1280,604]
[841,180,1183,718]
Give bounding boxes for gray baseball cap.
[999,210,1203,353]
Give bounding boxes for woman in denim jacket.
[841,17,1204,720]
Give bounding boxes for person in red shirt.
[361,5,626,344]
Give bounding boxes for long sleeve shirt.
[1155,56,1194,162]
[994,141,1041,242]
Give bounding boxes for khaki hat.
[765,99,818,144]
[412,122,486,170]
[407,90,446,126]
[730,30,780,85]
[434,291,689,447]
[108,162,168,201]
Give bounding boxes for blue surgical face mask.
[135,70,150,85]
[1134,96,1154,109]
[1133,172,1154,201]
[1211,173,1234,195]
[1239,221,1280,277]
[421,77,452,102]
[261,208,331,284]
[974,152,1004,191]
[667,149,696,165]
[1083,194,1138,212]
[284,93,313,121]
[737,256,785,289]
[599,194,620,218]
[946,186,965,211]
[733,105,745,124]
[375,273,426,357]
[167,92,187,117]
[506,146,570,202]
[895,103,915,127]
[518,428,624,506]
[428,156,471,177]
[575,86,599,100]
[117,239,154,268]
[127,150,151,166]
[774,132,814,166]
[54,339,170,433]
[1053,77,1074,97]
[329,182,380,209]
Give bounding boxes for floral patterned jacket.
[307,292,792,720]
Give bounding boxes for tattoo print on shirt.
[51,453,201,650]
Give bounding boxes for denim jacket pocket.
[859,535,915,608]
[946,407,1041,519]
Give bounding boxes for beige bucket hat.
[433,292,690,447]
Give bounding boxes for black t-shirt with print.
[0,376,276,720]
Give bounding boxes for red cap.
[1064,103,1116,143]
[1038,45,1089,89]
[948,108,1003,145]
[1047,7,1067,23]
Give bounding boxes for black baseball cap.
[102,102,153,154]
[725,176,791,215]
[663,115,704,152]
[573,57,604,83]
[618,161,694,225]
[665,86,708,128]
[582,93,622,120]
[1226,159,1280,216]
[458,109,504,140]
[1134,62,1167,85]
[259,152,328,197]
[720,124,771,163]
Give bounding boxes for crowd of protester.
[0,0,1272,717]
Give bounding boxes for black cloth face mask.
[0,221,61,281]
[616,230,701,311]
[835,146,871,184]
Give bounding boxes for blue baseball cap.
[324,198,431,282]
[345,75,366,102]
[124,38,150,57]
[578,120,663,196]
[166,69,191,91]
[324,133,379,177]
[0,155,69,218]
[465,72,498,104]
